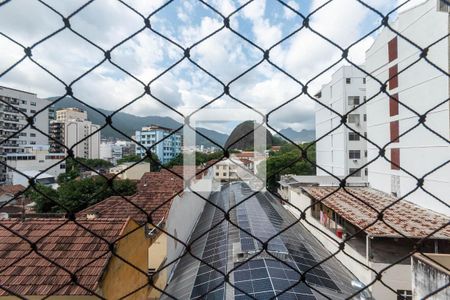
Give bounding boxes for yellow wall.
[101,220,152,300]
[147,232,168,300]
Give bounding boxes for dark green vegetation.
[26,177,137,213]
[165,151,225,168]
[57,157,113,183]
[224,121,275,150]
[277,128,315,143]
[262,142,316,191]
[117,154,161,171]
[49,97,229,146]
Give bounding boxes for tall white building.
[365,0,450,215]
[315,65,368,181]
[49,108,100,159]
[0,86,50,153]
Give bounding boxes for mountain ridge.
[48,97,228,147]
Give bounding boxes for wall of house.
[165,172,216,278]
[365,0,450,215]
[412,254,450,300]
[286,189,414,299]
[370,263,412,300]
[101,219,152,300]
[287,189,372,284]
[147,232,168,300]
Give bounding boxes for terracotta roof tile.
[0,185,25,197]
[303,187,450,239]
[0,218,127,296]
[80,170,184,224]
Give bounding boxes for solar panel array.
[164,183,359,299]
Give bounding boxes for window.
[348,132,360,141]
[397,290,412,300]
[364,168,368,176]
[362,78,366,84]
[348,114,360,124]
[349,150,361,159]
[215,172,219,176]
[19,132,26,136]
[20,100,27,105]
[349,168,361,177]
[19,108,27,113]
[30,141,36,145]
[30,109,36,114]
[364,132,367,138]
[348,96,360,105]
[223,172,227,176]
[30,101,36,106]
[30,133,36,137]
[363,114,367,122]
[365,150,367,158]
[346,78,351,84]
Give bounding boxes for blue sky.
[0,0,426,134]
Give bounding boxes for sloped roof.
[0,185,25,197]
[302,187,450,239]
[80,170,184,225]
[0,218,128,296]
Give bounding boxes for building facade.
[100,141,123,164]
[49,107,100,159]
[135,125,181,164]
[0,86,50,153]
[3,147,65,186]
[315,66,368,181]
[281,181,450,300]
[365,0,450,214]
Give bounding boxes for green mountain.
[277,128,315,143]
[224,121,273,150]
[49,97,228,147]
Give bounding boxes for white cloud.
[283,1,300,20]
[0,0,404,133]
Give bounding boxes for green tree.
[25,184,60,213]
[117,154,160,171]
[57,177,137,212]
[262,143,316,191]
[28,178,137,213]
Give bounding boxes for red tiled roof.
[0,185,25,196]
[302,187,450,239]
[0,218,127,296]
[80,170,184,224]
[78,192,176,224]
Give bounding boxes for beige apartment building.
[50,108,100,159]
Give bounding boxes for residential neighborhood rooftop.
[302,186,450,239]
[0,218,128,296]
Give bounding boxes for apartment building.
[100,141,123,164]
[315,65,368,181]
[365,0,450,214]
[3,146,65,186]
[281,179,450,300]
[135,125,181,164]
[49,107,100,159]
[0,86,50,153]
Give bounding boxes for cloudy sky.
[0,0,426,134]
